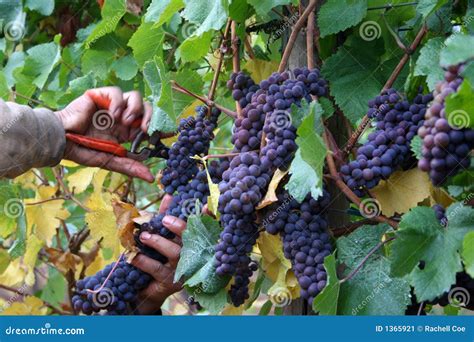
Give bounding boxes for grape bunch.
[72,256,151,315]
[341,89,433,196]
[263,191,332,303]
[227,71,260,109]
[229,259,258,306]
[418,65,474,185]
[161,106,221,194]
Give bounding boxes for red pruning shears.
[65,92,169,161]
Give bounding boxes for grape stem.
[278,0,318,73]
[341,23,428,158]
[208,19,232,102]
[339,237,395,283]
[171,81,237,119]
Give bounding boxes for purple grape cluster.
[263,191,332,303]
[161,106,221,194]
[72,256,151,315]
[418,65,474,185]
[229,260,258,306]
[341,89,433,196]
[227,71,260,109]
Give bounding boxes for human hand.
[131,195,186,314]
[55,87,154,182]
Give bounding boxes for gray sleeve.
[0,100,66,178]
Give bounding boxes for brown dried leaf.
[45,248,82,275]
[112,200,140,252]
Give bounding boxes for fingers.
[66,145,154,182]
[158,194,174,214]
[161,215,186,237]
[122,91,144,126]
[138,231,182,265]
[131,254,174,281]
[86,87,125,119]
[142,102,153,133]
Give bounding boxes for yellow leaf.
[108,172,126,193]
[0,258,26,287]
[23,234,44,286]
[60,160,79,168]
[25,187,70,244]
[91,169,109,192]
[84,250,109,277]
[371,168,432,216]
[1,296,48,315]
[85,189,121,258]
[203,161,220,216]
[256,169,288,210]
[244,59,279,83]
[429,187,455,208]
[257,232,300,301]
[67,167,100,194]
[221,303,244,315]
[13,170,37,190]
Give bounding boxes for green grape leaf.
[176,31,213,63]
[313,252,339,315]
[390,205,474,301]
[81,48,115,80]
[181,0,228,36]
[3,51,25,87]
[285,107,326,202]
[337,224,411,315]
[461,61,474,87]
[39,267,66,307]
[145,0,184,27]
[175,215,229,293]
[440,34,474,68]
[172,69,204,116]
[229,0,251,22]
[25,0,54,15]
[56,73,97,107]
[247,0,292,18]
[85,0,127,48]
[444,79,474,130]
[187,287,228,314]
[0,71,9,100]
[321,38,389,124]
[128,22,164,68]
[414,37,445,91]
[21,41,60,89]
[143,57,176,133]
[462,231,474,278]
[0,248,10,274]
[110,55,138,81]
[318,0,368,38]
[410,135,423,160]
[416,0,448,19]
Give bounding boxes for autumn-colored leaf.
[45,247,82,275]
[23,234,44,286]
[1,296,48,315]
[0,258,26,287]
[112,200,140,252]
[67,167,100,194]
[25,186,70,244]
[244,59,280,83]
[256,169,288,210]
